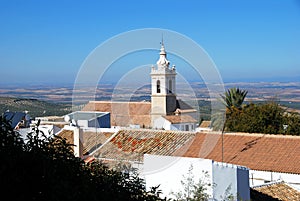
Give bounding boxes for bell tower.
[151,39,177,126]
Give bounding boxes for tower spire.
[157,35,169,68]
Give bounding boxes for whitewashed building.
[143,154,250,201]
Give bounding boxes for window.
[169,80,172,93]
[185,125,189,131]
[157,80,161,93]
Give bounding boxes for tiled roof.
[92,129,195,163]
[251,181,300,201]
[4,111,27,129]
[176,99,195,110]
[182,132,300,174]
[199,121,211,128]
[250,188,281,201]
[56,129,113,156]
[82,100,197,127]
[56,129,77,153]
[82,101,151,127]
[82,131,113,155]
[163,115,197,124]
[57,129,74,145]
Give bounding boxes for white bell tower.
[151,39,177,126]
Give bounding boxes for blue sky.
[0,0,300,85]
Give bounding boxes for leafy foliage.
[219,87,300,135]
[0,115,165,201]
[170,165,211,201]
[225,102,300,135]
[221,88,248,111]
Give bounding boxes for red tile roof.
[57,129,113,156]
[163,115,198,124]
[92,129,195,163]
[199,121,211,128]
[82,100,198,127]
[82,131,114,155]
[56,129,76,153]
[57,129,74,145]
[251,181,300,201]
[82,101,151,127]
[182,132,300,174]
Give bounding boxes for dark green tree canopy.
[218,88,300,135]
[225,102,300,135]
[0,116,165,201]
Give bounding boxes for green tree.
[0,115,165,201]
[224,102,300,135]
[282,112,300,135]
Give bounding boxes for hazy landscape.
[1,81,299,102]
[1,81,299,119]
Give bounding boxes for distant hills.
[0,81,299,119]
[0,97,72,118]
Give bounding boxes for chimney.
[73,127,83,158]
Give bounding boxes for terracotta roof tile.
[163,115,197,124]
[182,132,300,174]
[199,121,211,128]
[252,181,300,201]
[82,101,151,127]
[82,131,114,155]
[57,129,74,145]
[92,129,195,163]
[250,188,281,201]
[56,129,77,153]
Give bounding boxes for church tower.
[151,39,177,126]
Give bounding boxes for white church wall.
[153,117,171,130]
[153,118,196,131]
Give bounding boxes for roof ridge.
[222,132,300,139]
[252,179,284,189]
[120,128,196,135]
[89,100,151,104]
[253,179,300,189]
[89,128,120,155]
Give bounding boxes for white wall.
[153,117,196,131]
[77,119,88,127]
[143,155,250,200]
[82,127,119,133]
[213,162,250,201]
[249,170,300,191]
[153,117,171,130]
[143,155,213,199]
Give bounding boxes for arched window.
[156,80,161,93]
[169,79,172,93]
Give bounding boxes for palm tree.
[221,87,248,112]
[219,88,248,162]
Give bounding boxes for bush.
[0,116,165,201]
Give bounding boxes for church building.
[150,40,198,130]
[82,40,198,131]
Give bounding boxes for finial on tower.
[157,34,170,68]
[161,33,164,47]
[159,34,166,56]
